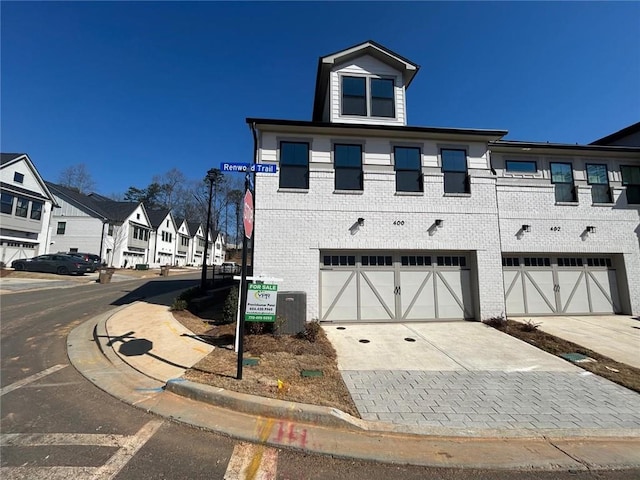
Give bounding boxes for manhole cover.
[404,337,416,342]
[359,339,370,344]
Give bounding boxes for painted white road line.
[90,419,164,480]
[224,442,278,480]
[0,364,68,396]
[1,432,126,448]
[0,466,96,480]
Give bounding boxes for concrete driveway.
[323,322,579,372]
[510,315,640,369]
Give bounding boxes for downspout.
[98,219,107,263]
[488,145,507,320]
[249,122,258,273]
[153,226,159,267]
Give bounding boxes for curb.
[67,306,640,470]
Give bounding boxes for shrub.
[297,319,321,343]
[170,299,188,311]
[177,286,202,303]
[222,287,239,324]
[483,314,507,330]
[521,319,542,332]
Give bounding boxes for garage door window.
[323,255,355,266]
[558,258,584,267]
[401,255,432,266]
[524,257,550,267]
[361,255,392,266]
[587,258,612,267]
[502,257,520,267]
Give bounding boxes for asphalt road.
[1,273,638,479]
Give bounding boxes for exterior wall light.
[586,226,596,233]
[357,217,365,226]
[521,224,531,233]
[435,219,443,227]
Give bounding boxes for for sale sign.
[245,283,278,322]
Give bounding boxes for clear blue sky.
[2,1,639,196]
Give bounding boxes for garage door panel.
[321,271,357,321]
[400,271,435,320]
[558,271,589,314]
[504,271,525,315]
[588,270,620,314]
[436,271,469,319]
[523,271,556,314]
[360,271,395,320]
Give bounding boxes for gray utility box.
[276,291,307,335]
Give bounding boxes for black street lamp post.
[200,168,218,291]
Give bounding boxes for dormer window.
[341,76,395,118]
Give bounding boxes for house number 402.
[550,226,561,231]
[393,220,405,226]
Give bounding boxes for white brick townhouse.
[247,41,640,322]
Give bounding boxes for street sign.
[245,283,278,322]
[243,189,253,239]
[220,162,277,173]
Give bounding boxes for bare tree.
[104,222,128,267]
[58,164,96,193]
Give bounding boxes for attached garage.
[503,255,621,315]
[320,251,474,322]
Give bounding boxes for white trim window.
[341,76,395,118]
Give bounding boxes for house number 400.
[393,220,405,226]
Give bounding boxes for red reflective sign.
[243,189,254,239]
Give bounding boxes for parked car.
[11,254,93,275]
[220,261,240,274]
[66,252,102,272]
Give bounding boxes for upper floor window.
[550,162,576,202]
[334,144,363,190]
[505,160,537,173]
[1,193,14,214]
[30,201,43,220]
[57,221,66,235]
[108,224,114,236]
[394,146,422,192]
[586,164,612,203]
[441,149,469,194]
[279,141,309,189]
[15,197,29,218]
[13,172,24,183]
[341,76,395,118]
[621,165,640,204]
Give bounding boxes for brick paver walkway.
[342,370,640,430]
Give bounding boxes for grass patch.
[487,319,640,393]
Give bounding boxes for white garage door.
[503,256,620,315]
[320,252,474,322]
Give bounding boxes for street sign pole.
[236,172,253,380]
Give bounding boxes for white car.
[220,262,240,274]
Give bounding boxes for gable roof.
[187,221,203,237]
[312,40,420,121]
[1,152,58,205]
[45,181,141,222]
[146,208,172,228]
[590,122,640,146]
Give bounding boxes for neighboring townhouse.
[188,221,206,266]
[46,182,152,268]
[211,229,225,265]
[174,218,191,266]
[148,209,177,267]
[247,41,640,323]
[0,153,57,264]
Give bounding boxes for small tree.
[58,164,96,193]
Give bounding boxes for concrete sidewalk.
[67,300,640,470]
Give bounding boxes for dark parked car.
[66,252,102,272]
[11,254,93,275]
